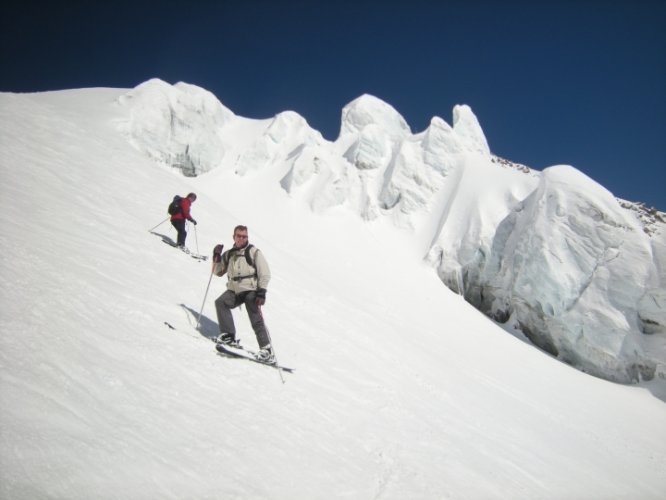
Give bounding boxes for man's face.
[233,230,249,248]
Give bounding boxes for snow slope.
[1,86,666,499]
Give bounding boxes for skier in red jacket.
[170,193,198,249]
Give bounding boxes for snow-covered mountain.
[1,81,665,499]
[121,79,666,386]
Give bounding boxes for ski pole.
[195,266,215,332]
[194,224,201,255]
[259,306,285,384]
[148,217,170,232]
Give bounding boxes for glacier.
[119,79,666,385]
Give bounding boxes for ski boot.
[215,333,240,348]
[255,345,276,365]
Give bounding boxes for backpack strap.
[223,244,257,270]
[245,244,255,267]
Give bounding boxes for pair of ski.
[163,321,293,374]
[163,240,208,261]
[215,342,294,374]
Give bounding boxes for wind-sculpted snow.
[451,104,491,155]
[119,79,665,386]
[472,166,664,383]
[235,110,323,177]
[117,78,235,176]
[339,94,411,140]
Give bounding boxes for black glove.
[213,244,224,263]
[190,218,197,226]
[255,288,267,306]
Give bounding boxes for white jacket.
[213,244,270,294]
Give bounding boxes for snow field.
[1,88,665,499]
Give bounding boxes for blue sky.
[2,0,664,210]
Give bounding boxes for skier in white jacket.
[212,225,273,363]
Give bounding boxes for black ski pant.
[215,290,270,349]
[171,219,187,246]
